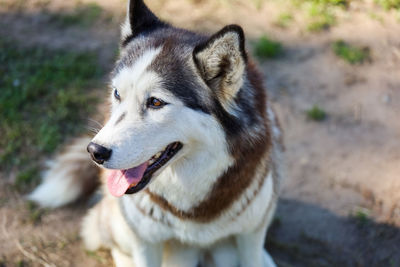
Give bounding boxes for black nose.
[87,142,112,164]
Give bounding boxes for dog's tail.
[28,136,99,208]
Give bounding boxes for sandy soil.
[1,0,400,266]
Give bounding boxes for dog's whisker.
[87,118,104,128]
[86,126,100,134]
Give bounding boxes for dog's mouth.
[107,142,183,197]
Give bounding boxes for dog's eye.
[114,89,121,101]
[147,97,166,109]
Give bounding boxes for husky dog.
[29,0,284,266]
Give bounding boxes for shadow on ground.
[267,199,400,267]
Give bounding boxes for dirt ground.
[1,0,400,266]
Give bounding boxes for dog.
[29,0,284,266]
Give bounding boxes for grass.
[307,13,336,32]
[284,0,348,32]
[14,167,40,191]
[307,2,336,32]
[306,105,327,121]
[332,40,370,64]
[369,12,385,23]
[17,260,28,267]
[85,250,109,264]
[25,201,47,224]
[51,2,105,27]
[275,12,294,28]
[375,0,400,10]
[309,0,348,6]
[0,38,102,190]
[350,208,371,227]
[254,35,283,59]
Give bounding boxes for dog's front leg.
[131,239,163,267]
[236,227,276,267]
[112,248,134,267]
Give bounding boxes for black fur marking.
[149,35,211,114]
[122,0,169,47]
[114,112,126,126]
[211,97,242,137]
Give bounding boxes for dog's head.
[88,0,253,197]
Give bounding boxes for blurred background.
[1,0,400,266]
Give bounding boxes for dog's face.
[88,0,247,196]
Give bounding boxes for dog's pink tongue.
[107,163,148,197]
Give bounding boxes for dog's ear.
[193,25,247,112]
[121,0,166,46]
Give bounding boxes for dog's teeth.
[155,152,162,158]
[149,159,155,165]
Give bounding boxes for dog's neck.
[145,140,234,211]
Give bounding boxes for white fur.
[81,205,103,251]
[94,47,171,170]
[208,239,238,267]
[263,251,277,267]
[82,169,276,266]
[120,170,274,245]
[28,171,81,207]
[120,0,132,41]
[112,248,134,267]
[27,137,94,208]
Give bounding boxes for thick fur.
[30,0,284,266]
[28,136,99,207]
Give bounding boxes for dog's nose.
[87,142,112,164]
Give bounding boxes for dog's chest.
[119,172,274,246]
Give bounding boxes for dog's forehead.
[112,45,162,95]
[112,35,210,114]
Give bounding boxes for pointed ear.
[193,25,247,112]
[121,0,167,46]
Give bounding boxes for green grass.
[51,2,105,27]
[0,38,101,190]
[85,250,108,264]
[307,13,336,32]
[17,260,28,267]
[275,13,294,28]
[307,2,336,32]
[25,201,47,224]
[285,0,348,32]
[369,12,385,23]
[254,35,283,59]
[15,167,40,191]
[332,40,370,64]
[306,105,327,121]
[375,0,400,10]
[350,208,371,227]
[307,0,348,6]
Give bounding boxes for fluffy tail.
[28,136,99,208]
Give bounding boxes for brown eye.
[147,97,166,109]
